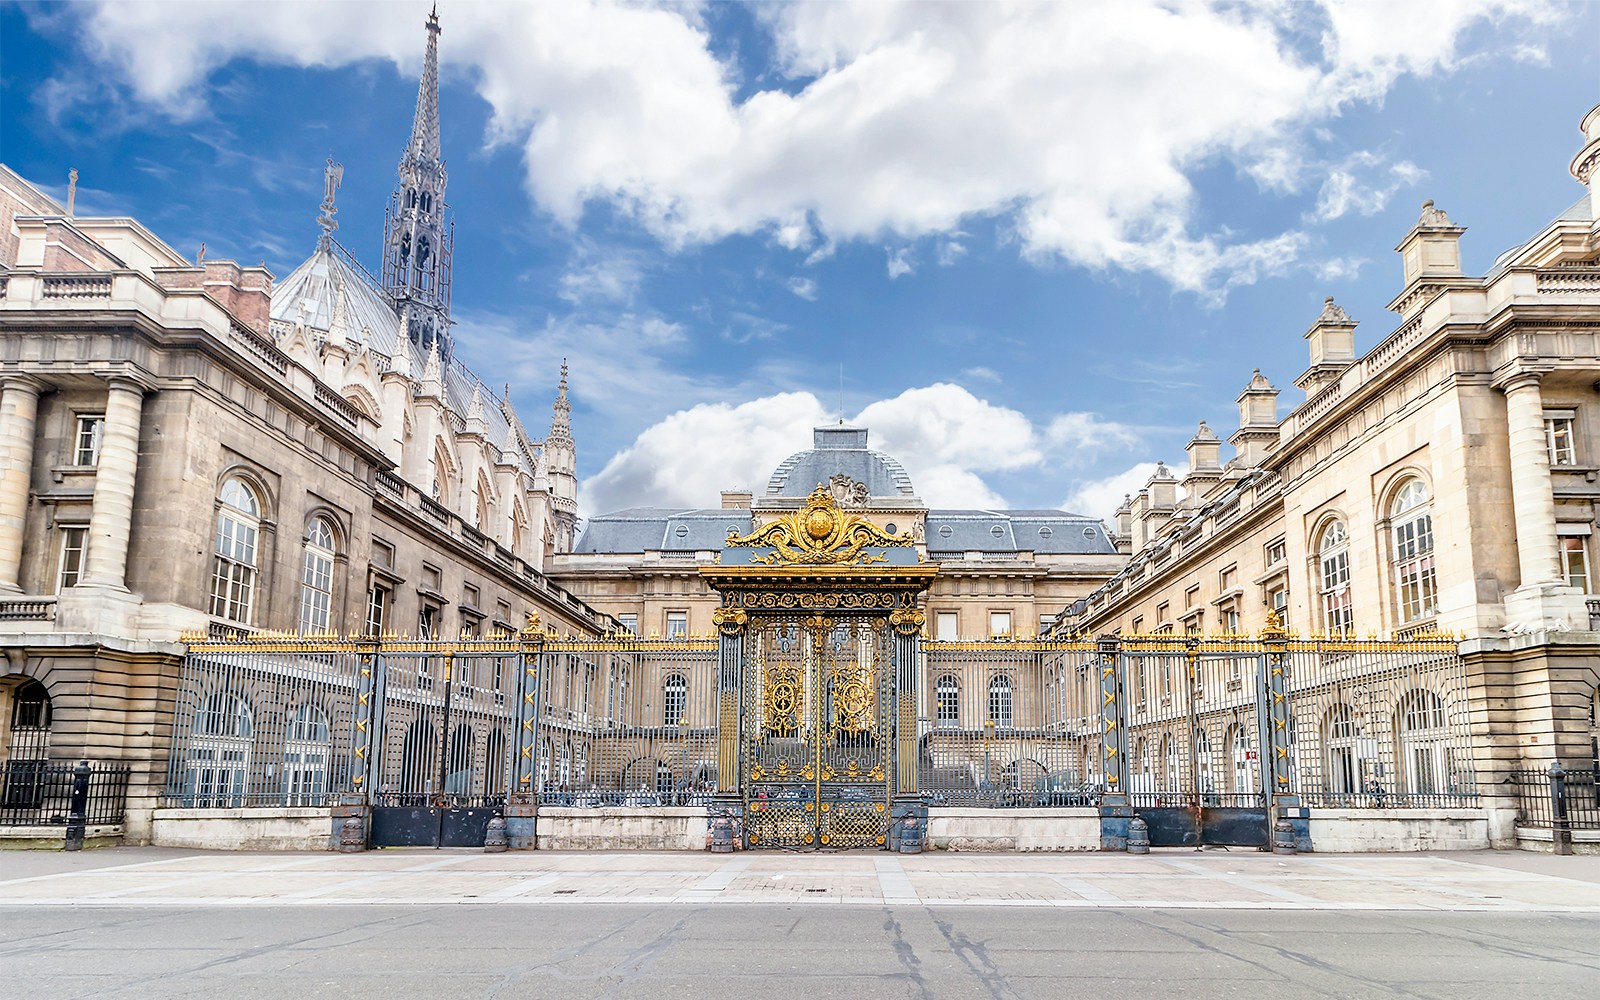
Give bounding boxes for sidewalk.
[3,847,1598,910]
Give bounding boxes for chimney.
[1183,422,1223,502]
[202,259,274,336]
[721,490,753,510]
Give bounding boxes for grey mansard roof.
[574,508,754,554]
[766,426,916,498]
[924,510,1116,556]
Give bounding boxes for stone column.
[711,607,748,799]
[1501,372,1561,588]
[80,377,147,591]
[0,376,44,593]
[889,608,924,798]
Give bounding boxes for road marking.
[1159,858,1319,903]
[1051,876,1121,903]
[279,855,475,900]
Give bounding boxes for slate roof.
[766,426,916,498]
[925,510,1115,556]
[575,508,753,554]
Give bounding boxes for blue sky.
[3,1,1597,521]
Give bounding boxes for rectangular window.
[1563,536,1590,592]
[666,611,687,639]
[617,613,638,635]
[1185,586,1200,610]
[57,526,87,590]
[936,611,959,641]
[365,585,388,636]
[1038,613,1054,637]
[989,611,1012,637]
[73,414,105,466]
[935,679,960,728]
[1545,413,1577,466]
[1264,538,1286,567]
[418,604,438,639]
[1222,607,1241,635]
[1219,564,1238,591]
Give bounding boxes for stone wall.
[925,807,1101,852]
[150,807,332,851]
[1305,808,1489,852]
[534,806,708,850]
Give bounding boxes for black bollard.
[1127,815,1150,855]
[483,812,509,853]
[64,759,91,852]
[1549,761,1572,857]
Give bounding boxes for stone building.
[554,424,1124,641]
[1064,104,1600,824]
[0,10,607,841]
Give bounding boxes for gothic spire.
[408,7,442,165]
[549,359,573,448]
[381,5,454,364]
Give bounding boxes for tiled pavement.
[3,848,1598,911]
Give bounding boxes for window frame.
[210,477,263,625]
[298,517,338,634]
[57,525,88,591]
[1544,410,1577,466]
[72,413,105,467]
[1389,480,1438,624]
[1317,519,1353,637]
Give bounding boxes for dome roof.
[765,426,916,499]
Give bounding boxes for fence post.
[1258,614,1308,852]
[64,759,90,851]
[1548,761,1572,856]
[505,621,545,849]
[1097,633,1132,851]
[711,607,748,807]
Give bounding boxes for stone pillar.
[80,377,148,591]
[506,626,544,849]
[1499,371,1586,628]
[0,376,43,593]
[1258,617,1308,850]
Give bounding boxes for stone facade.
[1064,105,1600,824]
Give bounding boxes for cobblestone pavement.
[2,847,1598,910]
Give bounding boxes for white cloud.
[786,276,818,300]
[559,244,647,305]
[1045,412,1142,455]
[582,381,1137,514]
[885,247,914,279]
[58,0,1563,298]
[1062,463,1162,522]
[1312,153,1427,222]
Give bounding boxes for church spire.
[548,359,573,447]
[380,5,454,364]
[545,360,578,553]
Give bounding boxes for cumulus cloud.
[1312,153,1427,222]
[51,0,1562,297]
[786,276,818,300]
[886,247,914,279]
[582,381,1137,514]
[1062,463,1164,522]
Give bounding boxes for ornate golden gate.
[742,616,891,849]
[702,483,938,851]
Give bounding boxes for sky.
[2,0,1597,525]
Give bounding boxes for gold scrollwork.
[726,484,913,565]
[712,606,749,636]
[889,608,925,636]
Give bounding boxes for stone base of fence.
[1513,826,1600,855]
[925,807,1101,852]
[1305,808,1489,852]
[0,824,124,850]
[151,807,333,851]
[535,806,707,851]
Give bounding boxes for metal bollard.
[1549,761,1572,857]
[483,813,509,853]
[337,815,366,853]
[64,760,91,852]
[709,813,735,853]
[1273,819,1298,855]
[1126,815,1150,855]
[898,815,923,854]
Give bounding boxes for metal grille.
[1510,769,1600,831]
[920,640,1102,806]
[537,638,719,805]
[1284,638,1477,807]
[1,762,131,827]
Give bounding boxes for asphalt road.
[3,903,1597,1000]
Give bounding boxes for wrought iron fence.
[0,760,131,827]
[1509,768,1600,830]
[920,639,1102,806]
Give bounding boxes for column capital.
[1492,367,1548,394]
[1,373,47,396]
[96,369,159,396]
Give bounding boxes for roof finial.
[317,157,344,249]
[66,167,78,218]
[549,359,573,447]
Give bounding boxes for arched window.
[445,723,475,797]
[485,729,507,799]
[1318,520,1353,636]
[6,678,51,760]
[398,720,437,801]
[298,518,337,633]
[1160,732,1180,792]
[1391,480,1438,622]
[472,484,488,531]
[1396,689,1448,797]
[988,675,1013,728]
[1194,727,1214,796]
[283,703,330,806]
[936,675,960,728]
[210,478,261,624]
[186,691,253,807]
[1323,704,1358,796]
[664,674,687,727]
[1224,723,1251,795]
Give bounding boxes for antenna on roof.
[837,364,844,425]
